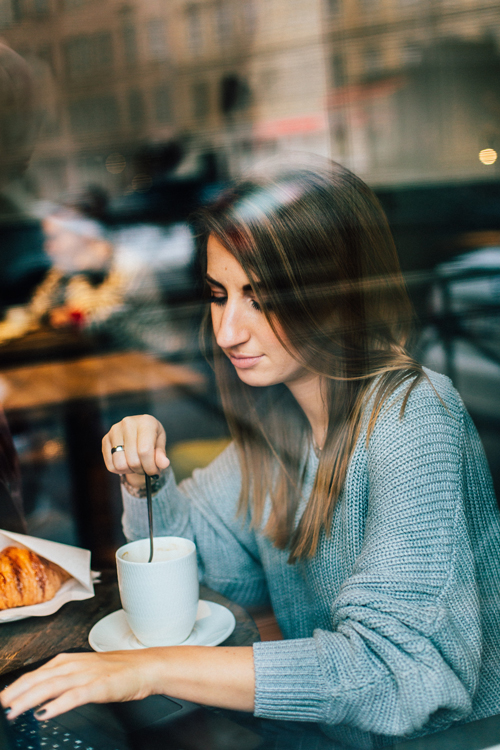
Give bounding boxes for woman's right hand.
[102,415,170,488]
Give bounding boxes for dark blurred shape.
[0,44,49,313]
[65,184,110,223]
[219,73,251,116]
[135,141,185,178]
[376,180,500,275]
[107,142,225,225]
[0,408,26,533]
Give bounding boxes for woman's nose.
[214,301,250,350]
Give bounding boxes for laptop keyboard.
[8,709,125,750]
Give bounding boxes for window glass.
[154,85,173,123]
[186,4,203,55]
[147,18,168,61]
[0,11,500,742]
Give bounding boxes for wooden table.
[0,351,206,566]
[0,570,259,677]
[0,351,205,412]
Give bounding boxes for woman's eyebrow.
[205,273,261,294]
[205,274,224,288]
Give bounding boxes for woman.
[3,161,500,748]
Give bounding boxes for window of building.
[147,18,168,61]
[259,69,278,102]
[154,85,173,124]
[359,0,378,11]
[186,5,203,56]
[122,24,137,65]
[34,0,49,17]
[192,81,210,120]
[128,89,145,129]
[324,0,341,16]
[0,0,13,27]
[331,53,346,87]
[219,74,250,115]
[10,0,25,21]
[402,41,422,65]
[65,32,113,79]
[214,1,233,46]
[242,0,257,36]
[68,95,119,133]
[364,46,382,74]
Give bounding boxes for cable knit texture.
[121,369,500,748]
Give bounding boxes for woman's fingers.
[154,426,170,471]
[102,415,168,476]
[1,652,156,721]
[136,418,166,476]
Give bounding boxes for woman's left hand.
[0,650,163,721]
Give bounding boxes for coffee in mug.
[116,537,199,647]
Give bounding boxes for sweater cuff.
[120,471,167,498]
[253,638,328,722]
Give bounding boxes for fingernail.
[34,709,47,719]
[3,707,11,716]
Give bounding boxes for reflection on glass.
[0,1,499,741]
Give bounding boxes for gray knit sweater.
[121,369,500,748]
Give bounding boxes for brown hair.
[196,161,424,562]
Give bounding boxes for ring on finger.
[111,445,125,454]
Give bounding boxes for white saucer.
[89,600,236,652]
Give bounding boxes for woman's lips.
[227,353,264,369]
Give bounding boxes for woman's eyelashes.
[208,294,265,312]
[209,294,226,306]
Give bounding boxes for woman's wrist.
[120,472,167,498]
[123,473,147,489]
[150,646,255,711]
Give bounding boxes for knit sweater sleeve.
[121,441,269,608]
[253,375,483,742]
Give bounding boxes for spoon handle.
[145,474,154,563]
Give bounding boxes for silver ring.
[111,445,125,454]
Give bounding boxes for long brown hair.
[195,161,424,562]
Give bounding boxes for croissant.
[0,546,71,610]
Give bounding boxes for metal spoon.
[145,474,155,563]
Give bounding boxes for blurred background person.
[0,42,40,533]
[0,43,49,324]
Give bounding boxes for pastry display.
[0,546,71,610]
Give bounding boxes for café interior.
[2,0,500,747]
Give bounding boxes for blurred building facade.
[324,0,500,182]
[0,0,499,199]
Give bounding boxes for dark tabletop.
[3,573,500,750]
[0,569,260,676]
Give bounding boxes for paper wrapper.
[0,530,97,623]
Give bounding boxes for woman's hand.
[102,415,170,488]
[0,650,164,721]
[1,647,256,720]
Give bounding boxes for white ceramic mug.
[116,536,199,647]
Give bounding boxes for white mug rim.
[116,536,196,565]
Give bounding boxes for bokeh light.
[479,148,498,165]
[105,153,126,174]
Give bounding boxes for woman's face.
[207,235,312,390]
